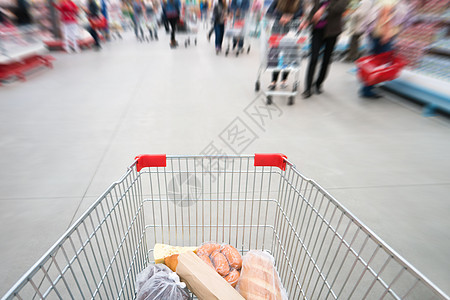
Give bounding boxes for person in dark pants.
[303,0,348,98]
[212,0,226,54]
[87,0,101,50]
[132,0,144,41]
[266,0,303,90]
[230,0,249,51]
[162,0,181,47]
[13,0,32,25]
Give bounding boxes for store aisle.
[0,29,449,296]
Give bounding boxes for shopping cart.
[2,154,448,299]
[255,19,307,105]
[356,51,407,86]
[178,11,199,48]
[224,15,251,57]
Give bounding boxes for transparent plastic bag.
[196,242,242,287]
[136,264,172,295]
[136,271,191,300]
[236,250,288,300]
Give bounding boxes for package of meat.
[196,242,243,287]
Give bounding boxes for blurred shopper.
[345,0,373,62]
[266,0,303,90]
[54,0,80,53]
[161,0,170,33]
[144,0,158,40]
[13,0,32,25]
[162,0,181,48]
[302,0,349,98]
[200,0,208,22]
[212,0,227,54]
[230,0,250,51]
[86,0,101,50]
[360,3,399,98]
[132,0,144,41]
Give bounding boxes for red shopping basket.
[356,51,407,86]
[89,15,107,30]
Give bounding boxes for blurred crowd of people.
[1,0,412,98]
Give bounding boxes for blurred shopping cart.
[255,19,307,105]
[1,154,448,300]
[177,11,199,47]
[224,15,251,56]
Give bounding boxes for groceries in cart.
[356,51,407,86]
[136,264,191,300]
[142,242,288,299]
[237,250,288,300]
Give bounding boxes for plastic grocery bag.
[137,271,191,300]
[135,264,172,295]
[236,250,288,300]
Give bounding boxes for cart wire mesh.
[2,155,448,300]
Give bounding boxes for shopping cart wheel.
[255,81,260,92]
[267,96,272,105]
[288,96,294,106]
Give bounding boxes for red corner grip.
[135,154,166,172]
[254,153,287,171]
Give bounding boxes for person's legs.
[304,28,324,95]
[215,23,224,50]
[148,26,153,39]
[281,71,289,81]
[88,26,100,48]
[238,38,244,49]
[346,33,361,61]
[62,23,70,52]
[169,17,177,44]
[208,25,214,40]
[163,15,170,33]
[360,84,380,98]
[154,25,158,40]
[272,71,280,82]
[217,23,225,49]
[315,35,338,90]
[69,23,79,52]
[133,16,139,38]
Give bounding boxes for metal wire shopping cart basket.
[2,154,448,299]
[255,19,307,106]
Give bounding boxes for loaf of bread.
[236,250,287,300]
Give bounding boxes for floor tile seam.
[67,61,152,228]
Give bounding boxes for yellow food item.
[153,243,198,264]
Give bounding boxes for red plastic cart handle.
[135,153,287,172]
[254,153,287,171]
[135,154,166,172]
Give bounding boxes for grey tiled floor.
[0,29,449,296]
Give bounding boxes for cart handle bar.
[134,153,287,172]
